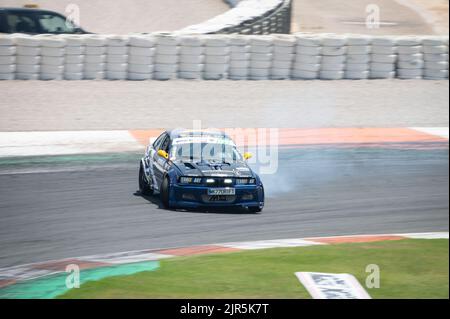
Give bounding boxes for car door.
[151,133,170,190]
[146,133,164,190]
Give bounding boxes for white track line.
[398,232,449,239]
[0,131,143,157]
[80,252,174,264]
[410,127,449,140]
[219,238,325,250]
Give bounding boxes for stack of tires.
[84,35,107,80]
[292,34,322,79]
[178,35,204,80]
[319,34,347,80]
[15,35,41,80]
[249,36,273,80]
[127,35,156,80]
[396,36,423,79]
[423,37,449,80]
[154,33,179,80]
[0,35,16,80]
[204,35,230,80]
[228,35,250,80]
[370,37,397,79]
[106,35,129,80]
[61,35,85,80]
[38,35,66,80]
[344,34,371,80]
[271,34,295,80]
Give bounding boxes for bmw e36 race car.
[138,129,264,212]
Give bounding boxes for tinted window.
[153,133,167,150]
[6,13,37,33]
[0,13,7,33]
[160,136,170,152]
[37,13,76,33]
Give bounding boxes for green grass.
[59,239,449,299]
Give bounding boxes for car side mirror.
[243,152,252,160]
[158,149,169,159]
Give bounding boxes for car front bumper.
[169,184,264,209]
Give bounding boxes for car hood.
[173,160,254,178]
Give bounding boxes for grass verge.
[59,239,449,299]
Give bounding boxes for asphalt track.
[0,145,448,268]
[292,0,442,35]
[0,80,448,131]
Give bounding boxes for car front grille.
[201,195,236,203]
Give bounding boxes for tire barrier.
[83,35,106,80]
[106,35,129,80]
[153,33,179,80]
[179,0,292,35]
[0,33,448,81]
[178,35,204,79]
[128,35,156,80]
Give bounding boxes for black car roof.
[0,7,63,14]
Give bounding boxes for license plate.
[208,188,235,196]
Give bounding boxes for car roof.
[0,7,62,15]
[168,129,231,140]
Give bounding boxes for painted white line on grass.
[295,272,372,299]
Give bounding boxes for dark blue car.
[139,129,265,212]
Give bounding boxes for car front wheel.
[160,176,171,209]
[139,164,153,195]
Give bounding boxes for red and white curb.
[0,232,447,289]
[0,127,448,158]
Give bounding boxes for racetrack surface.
[0,80,448,131]
[0,0,229,34]
[0,145,448,268]
[292,0,448,35]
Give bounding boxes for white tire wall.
[83,35,107,79]
[0,34,16,80]
[1,33,448,81]
[153,33,179,80]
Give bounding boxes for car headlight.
[179,176,202,184]
[236,178,256,185]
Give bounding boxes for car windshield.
[37,13,77,33]
[171,142,242,163]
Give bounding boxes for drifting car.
[139,129,264,212]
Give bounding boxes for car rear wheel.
[139,164,153,195]
[160,176,171,209]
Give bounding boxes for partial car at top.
[0,6,88,34]
[139,129,265,212]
